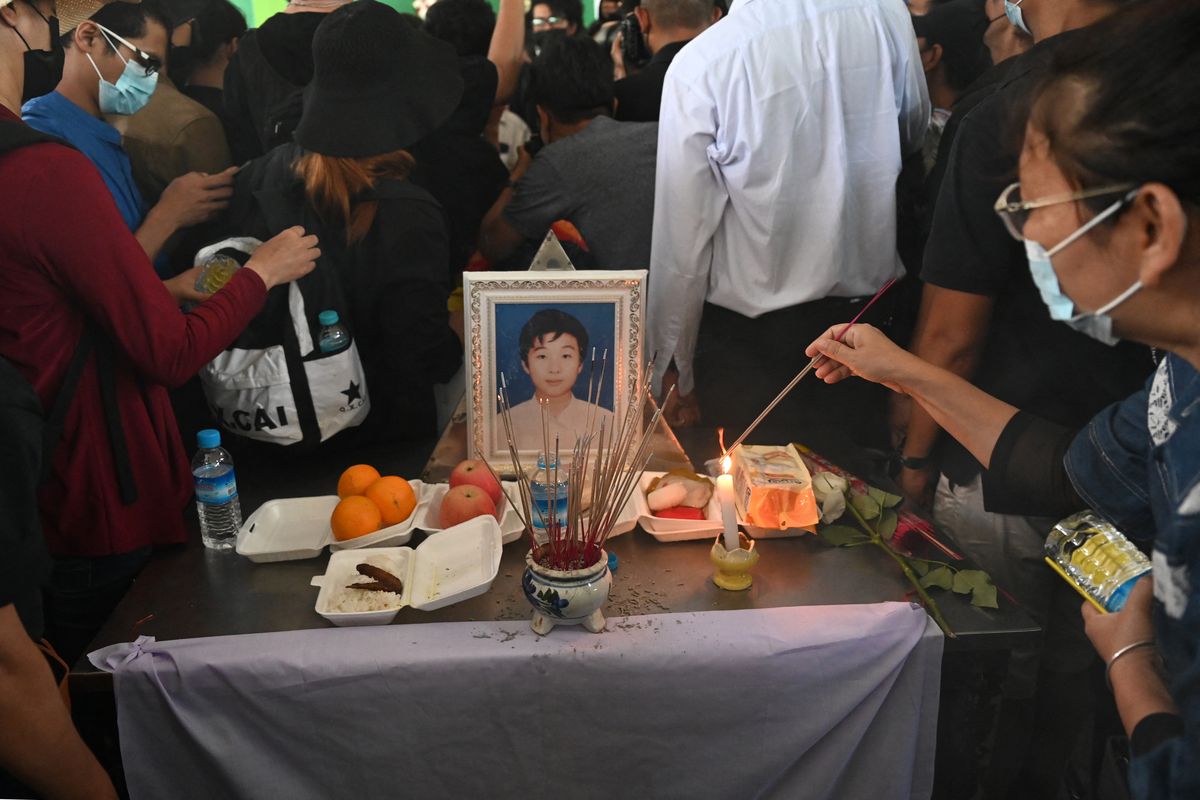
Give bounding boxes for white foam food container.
[235,480,427,563]
[606,493,639,539]
[310,515,503,626]
[632,471,723,542]
[416,481,524,544]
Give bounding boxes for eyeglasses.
[531,15,562,29]
[97,23,162,77]
[993,181,1137,241]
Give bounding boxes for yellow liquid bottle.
[1046,511,1150,612]
[195,254,241,294]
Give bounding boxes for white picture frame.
[464,270,647,465]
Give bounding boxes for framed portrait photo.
[464,270,647,465]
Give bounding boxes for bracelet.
[1105,639,1157,690]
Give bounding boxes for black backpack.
[0,121,136,502]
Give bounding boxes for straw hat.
[294,0,464,158]
[58,0,141,35]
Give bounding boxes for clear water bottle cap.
[318,310,340,326]
[197,428,221,449]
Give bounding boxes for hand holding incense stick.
[724,278,897,454]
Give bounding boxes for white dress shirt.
[648,0,929,394]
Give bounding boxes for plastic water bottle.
[318,310,350,354]
[530,453,569,540]
[193,429,242,550]
[1044,511,1150,612]
[194,253,241,294]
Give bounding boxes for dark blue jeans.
[42,546,151,667]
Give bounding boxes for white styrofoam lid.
[237,496,338,562]
[410,515,503,611]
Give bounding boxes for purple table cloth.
[92,603,941,799]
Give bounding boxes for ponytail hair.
[293,150,417,245]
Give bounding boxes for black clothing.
[614,39,689,123]
[920,33,1153,497]
[924,54,1019,203]
[0,359,50,642]
[182,84,228,130]
[227,144,462,446]
[409,136,507,276]
[983,410,1081,517]
[256,10,324,87]
[408,57,506,276]
[223,12,325,164]
[695,296,896,457]
[446,55,497,138]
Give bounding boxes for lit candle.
[718,455,739,552]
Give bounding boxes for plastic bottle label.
[196,470,238,505]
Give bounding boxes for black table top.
[72,427,1038,688]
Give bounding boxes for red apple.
[439,484,498,529]
[449,459,504,507]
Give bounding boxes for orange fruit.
[364,476,417,526]
[330,496,382,541]
[337,464,381,498]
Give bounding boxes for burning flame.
[718,427,732,474]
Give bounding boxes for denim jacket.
[1065,354,1200,799]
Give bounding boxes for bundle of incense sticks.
[484,353,672,570]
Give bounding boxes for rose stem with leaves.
[844,499,957,639]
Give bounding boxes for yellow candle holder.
[710,532,759,591]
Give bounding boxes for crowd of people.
[0,0,1195,797]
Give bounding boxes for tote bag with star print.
[196,237,371,447]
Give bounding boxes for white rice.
[325,554,404,613]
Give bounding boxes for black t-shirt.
[614,39,689,123]
[920,32,1154,492]
[0,359,50,641]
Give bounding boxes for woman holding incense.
[806,3,1198,796]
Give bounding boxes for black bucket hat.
[294,0,465,158]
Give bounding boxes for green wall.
[227,1,596,29]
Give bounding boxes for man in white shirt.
[648,0,928,448]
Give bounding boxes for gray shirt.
[504,116,657,269]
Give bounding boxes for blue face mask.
[87,27,158,116]
[1025,194,1141,346]
[1004,0,1031,35]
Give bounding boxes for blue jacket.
[1066,353,1200,799]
